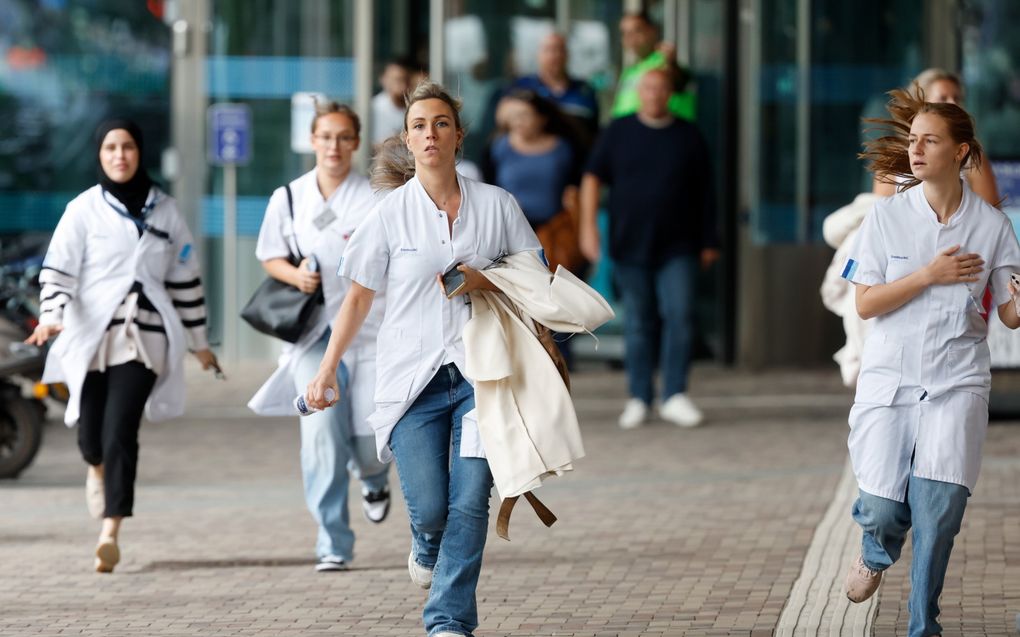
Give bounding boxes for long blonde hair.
[860,83,984,191]
[370,80,465,191]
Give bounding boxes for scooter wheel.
[0,398,44,479]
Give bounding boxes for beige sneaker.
[845,555,882,603]
[94,536,119,573]
[85,468,104,519]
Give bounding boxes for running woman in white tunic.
[304,82,541,637]
[249,101,390,573]
[842,86,1020,637]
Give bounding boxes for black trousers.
[78,361,157,518]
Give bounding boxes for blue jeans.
[613,255,697,404]
[293,334,389,560]
[853,475,969,637]
[388,364,493,637]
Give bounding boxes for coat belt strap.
[496,491,557,541]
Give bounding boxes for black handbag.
[240,185,324,343]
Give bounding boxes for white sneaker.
[618,399,649,429]
[362,486,390,524]
[660,393,704,427]
[315,555,348,572]
[85,468,104,519]
[408,551,433,589]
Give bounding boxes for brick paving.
[1,361,1018,636]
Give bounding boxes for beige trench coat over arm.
[464,251,614,538]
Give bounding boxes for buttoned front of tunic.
[843,181,1020,500]
[339,174,541,462]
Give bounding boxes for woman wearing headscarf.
[26,119,218,573]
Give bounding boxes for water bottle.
[294,387,336,416]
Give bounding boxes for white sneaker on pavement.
[618,399,649,429]
[315,555,348,572]
[408,551,433,589]
[659,393,704,427]
[432,633,463,637]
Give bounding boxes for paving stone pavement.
[1,360,1018,637]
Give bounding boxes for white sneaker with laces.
[659,393,704,427]
[315,555,348,572]
[408,551,433,589]
[618,399,649,429]
[86,468,104,519]
[362,486,390,524]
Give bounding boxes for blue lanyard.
[101,189,173,243]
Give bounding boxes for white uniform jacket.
[820,193,876,387]
[41,185,204,426]
[463,252,614,499]
[338,174,542,462]
[842,182,1020,500]
[248,170,384,429]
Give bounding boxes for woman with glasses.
[26,118,218,573]
[249,100,391,573]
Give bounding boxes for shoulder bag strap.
[284,184,304,262]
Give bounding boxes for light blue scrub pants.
[853,475,969,637]
[293,333,389,560]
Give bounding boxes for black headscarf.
[96,118,153,219]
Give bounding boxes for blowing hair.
[370,80,464,191]
[310,99,361,137]
[859,83,984,192]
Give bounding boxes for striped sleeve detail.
[166,277,209,351]
[38,266,79,326]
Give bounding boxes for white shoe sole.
[408,551,432,589]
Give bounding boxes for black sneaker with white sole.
[362,486,390,524]
[315,555,348,572]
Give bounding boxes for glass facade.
[2,0,1013,365]
[750,0,924,244]
[0,0,170,231]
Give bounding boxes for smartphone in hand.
[442,265,467,298]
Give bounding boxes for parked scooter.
[0,235,62,478]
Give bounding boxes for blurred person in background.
[483,89,586,365]
[580,69,719,430]
[843,88,1020,637]
[507,32,599,151]
[612,11,694,121]
[372,58,412,146]
[873,69,1000,206]
[26,119,217,573]
[249,101,391,573]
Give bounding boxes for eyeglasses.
[314,134,358,146]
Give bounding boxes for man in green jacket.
[612,11,696,121]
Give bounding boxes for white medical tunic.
[843,181,1020,501]
[338,173,542,462]
[249,169,385,427]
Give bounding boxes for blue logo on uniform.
[178,243,192,264]
[841,258,859,280]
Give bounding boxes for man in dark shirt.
[507,32,599,151]
[580,68,719,430]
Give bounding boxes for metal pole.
[795,0,811,243]
[354,0,374,171]
[222,164,237,363]
[429,0,444,85]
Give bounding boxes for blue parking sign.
[208,103,252,165]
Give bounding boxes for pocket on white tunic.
[374,328,420,402]
[855,337,902,406]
